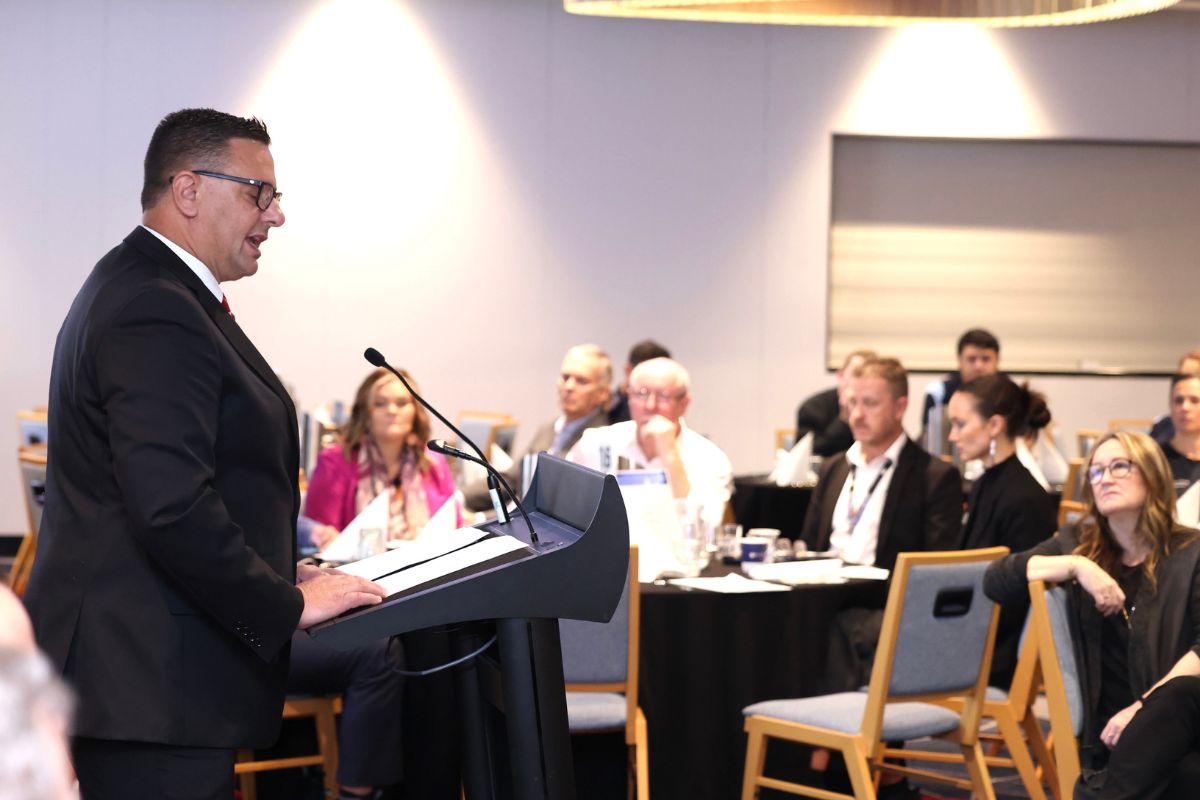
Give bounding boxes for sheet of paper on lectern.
[316,490,390,562]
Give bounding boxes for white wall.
[1,0,1196,533]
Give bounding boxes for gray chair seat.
[744,692,961,741]
[566,691,627,732]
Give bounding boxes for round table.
[731,474,813,540]
[638,563,886,800]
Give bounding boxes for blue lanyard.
[845,457,894,533]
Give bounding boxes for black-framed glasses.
[190,169,282,210]
[1087,458,1137,484]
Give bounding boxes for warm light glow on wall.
[841,24,1047,136]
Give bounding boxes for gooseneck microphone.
[363,348,539,544]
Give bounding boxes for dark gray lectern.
[310,455,629,800]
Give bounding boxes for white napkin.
[768,432,815,487]
[1178,482,1200,527]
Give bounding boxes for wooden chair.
[1057,459,1088,529]
[1075,429,1103,460]
[11,447,47,595]
[1106,418,1153,432]
[740,547,1008,800]
[16,407,47,448]
[775,428,796,452]
[560,545,648,800]
[235,694,343,800]
[1026,582,1083,800]
[456,410,518,457]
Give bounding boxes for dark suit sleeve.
[923,461,964,552]
[983,532,1071,607]
[95,285,303,660]
[801,457,838,551]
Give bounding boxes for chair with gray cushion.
[559,545,648,800]
[741,547,1008,800]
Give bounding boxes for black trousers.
[288,630,406,788]
[73,738,233,800]
[1099,675,1200,800]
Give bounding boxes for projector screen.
[828,135,1200,375]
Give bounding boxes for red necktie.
[221,296,235,321]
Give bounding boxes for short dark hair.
[956,328,1000,355]
[141,108,272,211]
[628,339,671,367]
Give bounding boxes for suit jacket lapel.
[819,458,852,549]
[876,439,915,556]
[123,228,298,435]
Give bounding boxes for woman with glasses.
[984,430,1200,799]
[948,375,1057,686]
[304,367,460,547]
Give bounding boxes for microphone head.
[427,438,449,454]
[364,347,386,367]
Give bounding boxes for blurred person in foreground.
[985,430,1200,799]
[0,647,76,800]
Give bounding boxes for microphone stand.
[363,348,539,545]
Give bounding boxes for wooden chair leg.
[1024,713,1059,798]
[236,749,257,800]
[741,725,768,800]
[994,711,1047,800]
[634,709,649,800]
[960,741,997,800]
[843,739,877,800]
[314,703,339,797]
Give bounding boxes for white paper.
[414,496,458,541]
[767,432,815,487]
[335,525,493,579]
[374,535,529,596]
[616,470,686,582]
[317,491,390,562]
[742,559,889,585]
[669,573,791,593]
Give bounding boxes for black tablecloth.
[731,475,813,540]
[638,564,886,800]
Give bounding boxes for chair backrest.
[18,448,48,536]
[861,547,1007,744]
[1075,429,1103,460]
[559,547,640,735]
[16,408,48,448]
[1106,418,1153,432]
[774,428,796,453]
[1028,581,1083,799]
[457,411,516,458]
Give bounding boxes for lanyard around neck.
[845,457,894,534]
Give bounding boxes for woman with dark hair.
[948,374,1058,685]
[304,367,459,546]
[1159,373,1200,496]
[984,430,1200,799]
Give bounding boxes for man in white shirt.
[569,357,733,529]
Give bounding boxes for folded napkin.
[767,432,815,487]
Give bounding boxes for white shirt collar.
[140,224,223,302]
[846,431,908,471]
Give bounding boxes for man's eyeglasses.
[630,388,686,405]
[1087,458,1137,484]
[187,170,282,211]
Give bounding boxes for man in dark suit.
[464,343,612,512]
[24,108,385,799]
[801,356,963,571]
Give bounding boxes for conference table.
[638,562,886,800]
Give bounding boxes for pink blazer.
[304,444,461,531]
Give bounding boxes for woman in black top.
[948,374,1058,686]
[1160,373,1200,495]
[984,431,1200,799]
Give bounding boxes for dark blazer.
[962,456,1058,686]
[25,227,304,748]
[794,387,854,457]
[800,437,963,572]
[984,526,1200,775]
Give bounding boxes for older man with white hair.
[568,357,732,528]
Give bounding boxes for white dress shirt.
[568,419,733,529]
[828,433,907,566]
[141,224,223,302]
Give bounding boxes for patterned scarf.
[355,441,430,541]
